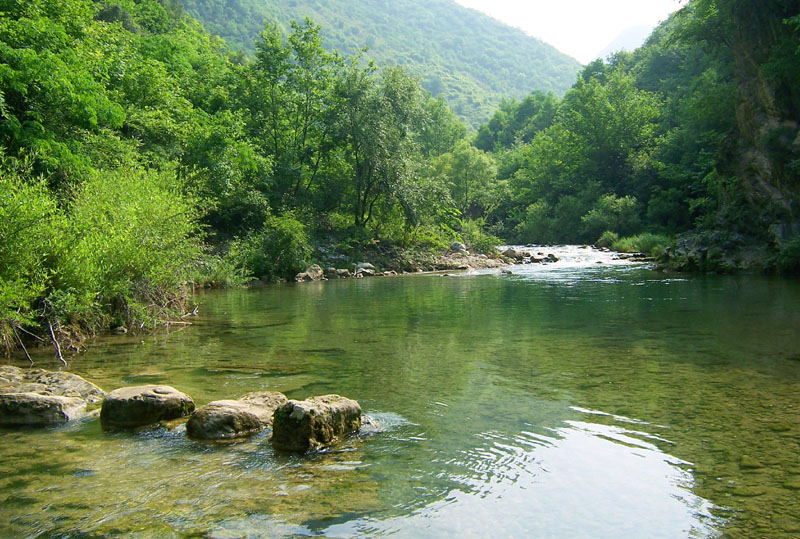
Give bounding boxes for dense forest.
[1,0,799,356]
[180,0,582,126]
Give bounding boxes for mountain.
[181,0,582,126]
[594,25,654,61]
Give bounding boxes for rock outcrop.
[100,385,195,428]
[186,391,287,440]
[0,366,105,426]
[271,394,362,452]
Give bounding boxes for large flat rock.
[0,366,105,426]
[271,394,362,452]
[186,391,288,440]
[0,392,87,426]
[101,385,195,428]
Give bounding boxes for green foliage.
[432,140,498,219]
[474,92,559,152]
[230,212,311,280]
[611,233,673,256]
[458,219,500,255]
[0,154,65,347]
[773,236,800,274]
[56,166,201,328]
[189,253,250,288]
[182,0,581,127]
[596,231,619,248]
[581,195,641,240]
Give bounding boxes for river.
[2,246,799,537]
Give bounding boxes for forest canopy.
[1,0,799,357]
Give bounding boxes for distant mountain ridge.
[182,0,582,126]
[594,25,654,60]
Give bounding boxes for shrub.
[0,155,66,352]
[581,194,641,240]
[774,236,800,274]
[459,218,501,254]
[611,233,673,256]
[189,253,250,288]
[230,212,311,280]
[596,230,619,248]
[56,165,202,330]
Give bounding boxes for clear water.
[2,247,800,538]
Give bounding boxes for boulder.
[101,385,194,428]
[0,366,105,426]
[355,262,375,271]
[272,394,362,452]
[295,264,324,282]
[186,391,287,440]
[355,268,375,277]
[450,241,467,252]
[0,366,105,404]
[0,392,87,426]
[502,248,525,261]
[336,268,351,278]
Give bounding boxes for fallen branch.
[12,326,33,365]
[180,305,199,318]
[46,318,67,367]
[16,325,45,342]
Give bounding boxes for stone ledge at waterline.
[272,394,362,452]
[100,385,195,428]
[0,366,105,426]
[186,391,288,440]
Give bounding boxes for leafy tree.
[432,140,497,219]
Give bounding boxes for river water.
[2,246,799,537]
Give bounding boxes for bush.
[459,218,501,254]
[596,230,619,248]
[1,157,202,354]
[611,233,673,256]
[774,236,800,274]
[55,166,202,329]
[230,212,311,280]
[189,253,250,288]
[581,194,641,240]
[0,156,66,351]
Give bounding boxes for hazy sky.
[454,0,683,64]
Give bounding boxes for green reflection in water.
[2,262,799,537]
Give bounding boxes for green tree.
[432,140,497,219]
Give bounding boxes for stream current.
[1,246,799,537]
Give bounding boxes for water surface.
[2,247,799,537]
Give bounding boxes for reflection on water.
[2,246,800,537]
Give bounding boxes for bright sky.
[454,0,683,64]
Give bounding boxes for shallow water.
[2,247,800,537]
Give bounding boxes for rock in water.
[271,394,361,452]
[0,366,105,426]
[0,393,87,426]
[186,391,288,440]
[101,385,194,428]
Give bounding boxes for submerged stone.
[101,385,194,428]
[272,394,361,452]
[186,391,288,440]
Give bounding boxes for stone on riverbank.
[0,366,106,426]
[272,394,362,452]
[186,391,288,440]
[295,264,325,282]
[101,385,194,428]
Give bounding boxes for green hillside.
[181,0,582,126]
